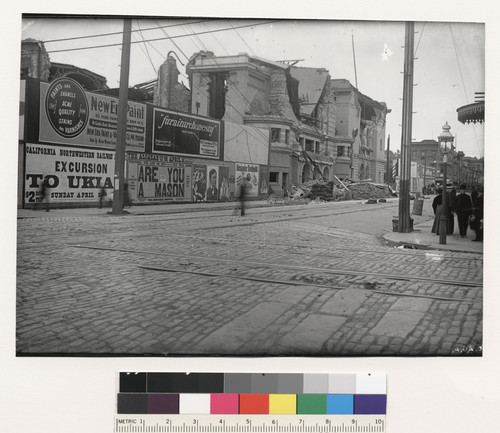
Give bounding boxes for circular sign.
[45,78,89,138]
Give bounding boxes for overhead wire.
[449,23,483,157]
[413,22,426,57]
[182,20,314,161]
[228,20,256,56]
[133,20,158,76]
[41,19,221,44]
[44,20,282,54]
[152,19,272,152]
[145,30,269,168]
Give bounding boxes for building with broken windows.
[187,52,390,196]
[330,79,390,184]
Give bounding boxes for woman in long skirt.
[431,189,443,235]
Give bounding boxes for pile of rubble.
[346,182,395,199]
[288,180,394,202]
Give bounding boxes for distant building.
[410,139,439,188]
[21,39,108,91]
[331,79,390,183]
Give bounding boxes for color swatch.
[118,372,386,415]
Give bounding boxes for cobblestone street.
[16,202,483,356]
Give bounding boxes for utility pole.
[112,19,132,215]
[386,134,391,183]
[398,22,415,232]
[351,33,358,89]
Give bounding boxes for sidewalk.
[383,197,483,254]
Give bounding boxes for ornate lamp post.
[421,156,428,197]
[438,122,454,245]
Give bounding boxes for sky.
[21,17,485,159]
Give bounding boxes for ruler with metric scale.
[114,414,386,432]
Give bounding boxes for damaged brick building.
[186,51,390,195]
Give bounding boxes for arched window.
[323,167,330,180]
[302,165,312,183]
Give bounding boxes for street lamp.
[438,122,454,245]
[421,156,428,197]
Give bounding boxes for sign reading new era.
[45,78,89,138]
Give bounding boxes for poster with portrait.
[218,166,230,201]
[205,166,219,202]
[235,163,259,197]
[192,164,207,202]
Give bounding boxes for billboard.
[127,153,192,203]
[24,143,115,205]
[235,163,259,197]
[153,108,221,158]
[39,78,146,151]
[19,80,26,141]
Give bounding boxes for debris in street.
[286,180,394,203]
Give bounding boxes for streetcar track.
[137,265,480,304]
[145,232,482,262]
[71,244,482,288]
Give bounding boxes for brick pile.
[289,180,393,202]
[346,182,394,199]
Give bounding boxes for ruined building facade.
[186,52,390,193]
[331,79,390,184]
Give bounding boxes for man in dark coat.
[447,187,457,234]
[472,190,483,242]
[455,184,473,238]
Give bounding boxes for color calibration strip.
[117,373,386,415]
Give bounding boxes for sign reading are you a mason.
[153,108,221,159]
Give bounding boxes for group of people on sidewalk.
[431,184,483,241]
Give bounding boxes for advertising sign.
[192,164,207,202]
[24,143,115,205]
[127,153,192,203]
[235,163,259,197]
[153,108,221,158]
[218,166,230,201]
[39,78,146,151]
[206,166,219,202]
[259,166,269,195]
[19,80,26,141]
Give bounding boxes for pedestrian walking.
[447,187,457,234]
[239,178,248,216]
[123,182,131,208]
[431,188,443,235]
[99,186,106,209]
[38,176,50,212]
[455,184,473,238]
[471,189,483,242]
[471,187,479,207]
